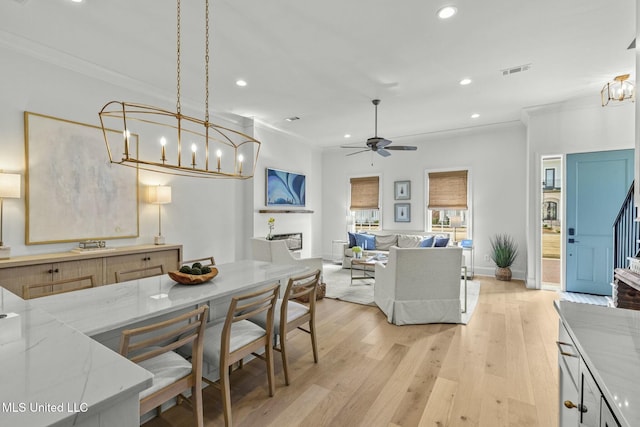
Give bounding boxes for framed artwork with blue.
[266,167,306,206]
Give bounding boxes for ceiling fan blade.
[340,145,366,149]
[385,145,418,151]
[376,138,392,148]
[377,148,391,157]
[346,149,371,156]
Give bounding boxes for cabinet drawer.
[558,320,580,390]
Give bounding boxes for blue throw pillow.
[347,232,356,248]
[434,237,450,247]
[419,236,434,247]
[354,233,376,250]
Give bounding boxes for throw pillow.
[397,234,423,248]
[419,236,434,247]
[434,236,450,247]
[347,232,356,248]
[354,233,376,250]
[375,234,398,250]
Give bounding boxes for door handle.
[556,341,578,357]
[568,239,580,244]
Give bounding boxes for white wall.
[252,125,323,258]
[322,122,528,279]
[524,97,635,288]
[0,43,319,263]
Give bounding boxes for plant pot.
[495,267,512,281]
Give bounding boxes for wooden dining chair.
[23,275,95,299]
[182,256,216,267]
[181,283,279,427]
[115,264,165,283]
[248,269,321,385]
[119,305,209,427]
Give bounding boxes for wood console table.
[0,244,182,298]
[613,268,640,310]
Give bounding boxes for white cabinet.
[558,319,622,427]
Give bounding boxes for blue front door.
[566,149,634,295]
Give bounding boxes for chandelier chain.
[204,0,210,123]
[176,0,182,114]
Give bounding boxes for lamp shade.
[148,185,172,204]
[450,216,463,228]
[0,173,20,199]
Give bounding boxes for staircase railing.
[613,181,639,269]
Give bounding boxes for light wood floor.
[144,276,560,427]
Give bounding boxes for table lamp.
[0,173,21,259]
[147,185,171,245]
[450,215,463,244]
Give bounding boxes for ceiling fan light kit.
[341,99,417,157]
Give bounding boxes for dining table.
[0,259,306,427]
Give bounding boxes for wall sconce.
[147,185,172,245]
[601,74,636,106]
[0,173,21,259]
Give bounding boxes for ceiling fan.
[341,99,417,157]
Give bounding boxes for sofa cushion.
[355,233,376,250]
[375,234,398,251]
[347,232,357,248]
[397,234,424,248]
[434,236,450,247]
[419,236,434,247]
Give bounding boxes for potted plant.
[490,234,518,281]
[352,245,363,259]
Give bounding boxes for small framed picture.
[394,203,411,222]
[394,180,411,200]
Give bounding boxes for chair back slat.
[23,275,95,299]
[116,264,165,283]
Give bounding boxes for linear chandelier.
[98,0,260,179]
[601,74,636,107]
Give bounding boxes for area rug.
[322,263,481,324]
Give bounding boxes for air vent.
[501,63,532,76]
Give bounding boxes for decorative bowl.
[168,267,219,285]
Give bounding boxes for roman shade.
[350,176,379,210]
[428,170,468,209]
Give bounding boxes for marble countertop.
[1,259,305,426]
[555,300,640,427]
[0,289,152,426]
[30,260,306,336]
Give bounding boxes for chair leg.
[220,367,233,427]
[280,333,290,386]
[310,319,319,363]
[192,381,204,427]
[265,343,276,396]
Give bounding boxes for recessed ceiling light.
[285,116,300,122]
[71,0,83,3]
[459,78,472,86]
[235,79,247,87]
[437,6,457,19]
[471,113,480,119]
[344,134,351,138]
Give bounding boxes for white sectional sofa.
[342,230,452,269]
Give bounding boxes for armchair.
[374,246,462,324]
[251,238,323,279]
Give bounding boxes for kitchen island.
[556,300,640,426]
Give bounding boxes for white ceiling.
[2,0,636,149]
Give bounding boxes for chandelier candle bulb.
[191,143,197,167]
[216,149,222,171]
[238,154,243,175]
[160,137,167,163]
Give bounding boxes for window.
[427,170,469,241]
[350,176,381,231]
